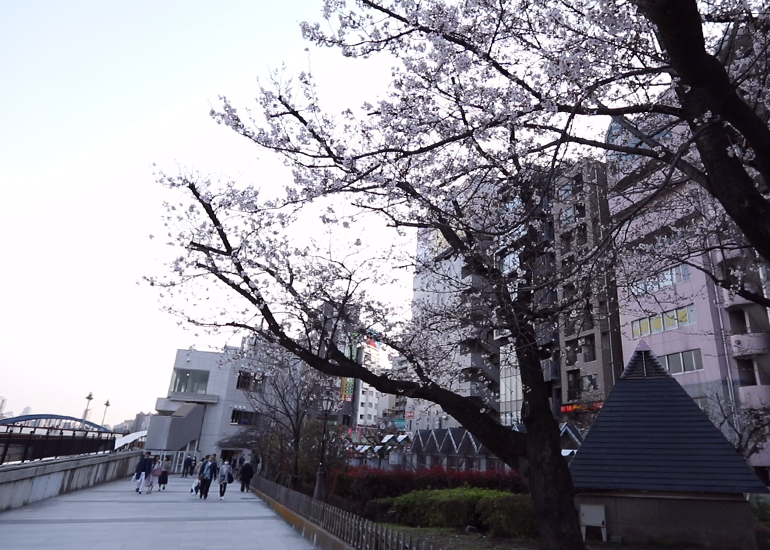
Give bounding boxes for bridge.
[0,471,317,550]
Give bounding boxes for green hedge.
[477,493,538,539]
[331,466,525,505]
[383,488,537,539]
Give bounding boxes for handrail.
[252,476,445,550]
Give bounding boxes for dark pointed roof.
[570,341,768,494]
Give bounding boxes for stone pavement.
[0,475,318,550]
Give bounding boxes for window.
[581,335,596,362]
[737,359,757,387]
[557,175,582,201]
[663,349,703,375]
[581,374,598,392]
[575,225,588,247]
[170,369,209,394]
[566,341,578,366]
[631,305,696,339]
[630,264,691,296]
[567,370,581,401]
[359,414,364,420]
[236,371,263,392]
[230,410,258,425]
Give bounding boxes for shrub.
[477,493,538,539]
[330,466,525,505]
[757,525,770,550]
[391,487,509,528]
[362,497,396,521]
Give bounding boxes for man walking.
[134,451,153,494]
[182,455,193,478]
[238,460,253,492]
[199,455,218,500]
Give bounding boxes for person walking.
[190,455,208,496]
[218,460,233,500]
[238,460,253,492]
[134,451,153,494]
[182,455,193,478]
[147,456,161,494]
[158,456,171,490]
[199,455,218,500]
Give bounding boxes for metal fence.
[0,424,116,465]
[252,476,444,550]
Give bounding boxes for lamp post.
[101,399,110,428]
[312,391,335,501]
[82,392,94,429]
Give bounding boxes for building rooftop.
[570,341,768,494]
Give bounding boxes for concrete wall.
[576,493,757,550]
[0,450,141,513]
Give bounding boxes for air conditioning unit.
[493,328,512,340]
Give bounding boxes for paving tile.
[0,476,318,550]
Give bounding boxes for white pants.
[136,472,146,493]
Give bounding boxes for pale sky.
[0,0,392,426]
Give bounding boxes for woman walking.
[158,455,171,491]
[148,456,161,494]
[218,460,233,500]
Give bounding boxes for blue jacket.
[201,460,218,480]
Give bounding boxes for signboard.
[560,401,603,414]
[341,377,355,402]
[405,410,414,419]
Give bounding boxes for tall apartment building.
[408,162,623,433]
[607,119,770,478]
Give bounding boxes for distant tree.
[706,391,770,460]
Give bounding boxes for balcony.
[730,332,770,358]
[724,283,761,310]
[168,391,219,404]
[738,385,770,409]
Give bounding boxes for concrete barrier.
[0,450,141,513]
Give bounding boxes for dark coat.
[135,456,153,476]
[183,457,192,468]
[239,462,254,481]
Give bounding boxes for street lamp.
[312,391,336,501]
[82,392,94,429]
[101,400,110,428]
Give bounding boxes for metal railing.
[253,476,444,550]
[0,424,116,465]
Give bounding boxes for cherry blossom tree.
[151,2,770,548]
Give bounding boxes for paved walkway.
[0,476,317,550]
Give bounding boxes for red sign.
[560,401,603,414]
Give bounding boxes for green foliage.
[476,494,538,539]
[330,466,525,505]
[362,497,396,521]
[753,497,770,527]
[383,488,537,539]
[392,488,508,528]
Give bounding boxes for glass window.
[682,349,702,372]
[686,305,697,325]
[677,307,690,325]
[632,320,641,339]
[650,314,664,334]
[667,353,683,374]
[663,311,678,330]
[170,369,209,394]
[675,264,690,283]
[639,318,651,337]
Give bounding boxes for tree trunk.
[518,325,584,550]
